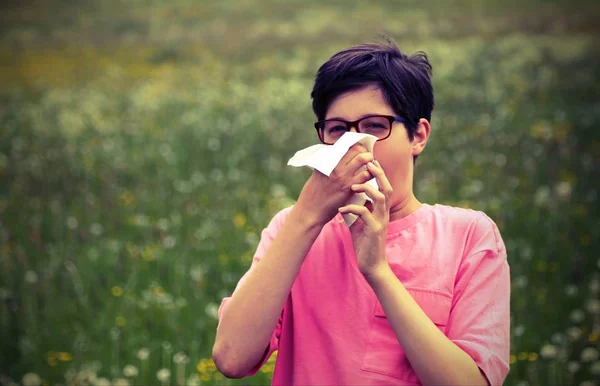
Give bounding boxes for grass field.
[1,0,599,385]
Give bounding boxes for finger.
[351,181,386,219]
[368,161,393,199]
[344,151,374,178]
[339,143,368,167]
[350,169,374,186]
[339,204,378,229]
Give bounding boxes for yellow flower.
[46,352,57,367]
[120,191,134,206]
[153,286,165,296]
[528,352,538,362]
[233,212,247,228]
[57,352,72,361]
[509,355,517,364]
[517,352,528,361]
[112,286,123,297]
[589,332,599,343]
[116,315,127,327]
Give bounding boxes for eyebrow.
[324,113,382,121]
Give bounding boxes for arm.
[366,268,490,386]
[213,144,375,378]
[212,205,323,378]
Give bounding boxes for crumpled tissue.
[287,132,379,226]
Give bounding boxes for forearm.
[366,267,489,386]
[213,205,323,377]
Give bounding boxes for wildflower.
[205,303,219,320]
[93,378,111,386]
[67,217,79,229]
[589,332,599,343]
[111,286,123,297]
[579,381,595,386]
[173,352,188,364]
[123,365,138,377]
[233,212,247,228]
[187,374,200,386]
[567,326,583,341]
[137,348,150,360]
[115,316,126,327]
[570,309,585,323]
[57,352,72,361]
[509,355,517,364]
[581,347,599,362]
[513,325,525,337]
[22,373,41,386]
[567,361,580,373]
[517,352,528,361]
[540,344,558,359]
[156,368,170,383]
[25,271,38,284]
[566,285,578,297]
[586,299,600,315]
[527,352,538,361]
[90,223,104,236]
[112,378,129,386]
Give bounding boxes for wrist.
[363,263,394,288]
[289,204,327,232]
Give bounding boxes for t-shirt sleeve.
[446,212,511,386]
[217,206,293,377]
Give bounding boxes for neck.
[388,193,422,222]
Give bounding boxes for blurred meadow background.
[1,0,599,385]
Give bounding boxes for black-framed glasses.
[314,114,408,145]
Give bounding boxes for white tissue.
[287,132,379,226]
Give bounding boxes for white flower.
[513,276,528,289]
[590,361,600,375]
[205,303,219,320]
[567,361,580,373]
[570,309,585,323]
[586,299,600,315]
[566,285,578,297]
[24,271,38,284]
[113,378,129,386]
[551,332,565,344]
[579,381,596,386]
[540,344,558,359]
[173,352,188,365]
[67,217,79,229]
[581,347,599,362]
[187,374,201,386]
[590,276,600,294]
[22,373,41,386]
[93,378,111,386]
[90,223,104,236]
[513,325,525,337]
[156,368,170,383]
[567,326,583,341]
[137,348,150,360]
[123,365,138,377]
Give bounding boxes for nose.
[348,124,360,133]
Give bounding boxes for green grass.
[1,0,599,385]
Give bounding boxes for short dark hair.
[310,37,434,147]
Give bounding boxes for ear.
[411,118,430,156]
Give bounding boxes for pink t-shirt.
[218,203,511,385]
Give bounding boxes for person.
[212,37,511,386]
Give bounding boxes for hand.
[338,160,393,278]
[295,143,375,227]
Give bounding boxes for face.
[324,85,429,209]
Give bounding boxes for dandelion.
[233,212,247,228]
[509,354,517,364]
[123,365,138,377]
[67,217,79,229]
[25,271,38,284]
[570,309,585,323]
[156,368,170,384]
[581,347,599,362]
[187,374,200,386]
[112,286,123,297]
[205,303,219,320]
[566,285,578,297]
[551,332,565,344]
[513,325,525,337]
[518,352,528,361]
[90,223,104,236]
[112,378,129,386]
[115,316,126,327]
[567,361,580,373]
[137,348,150,360]
[22,372,41,386]
[527,352,538,361]
[93,378,111,386]
[540,344,558,359]
[567,326,583,341]
[579,381,596,386]
[57,352,72,361]
[586,299,600,315]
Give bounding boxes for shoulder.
[430,204,504,256]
